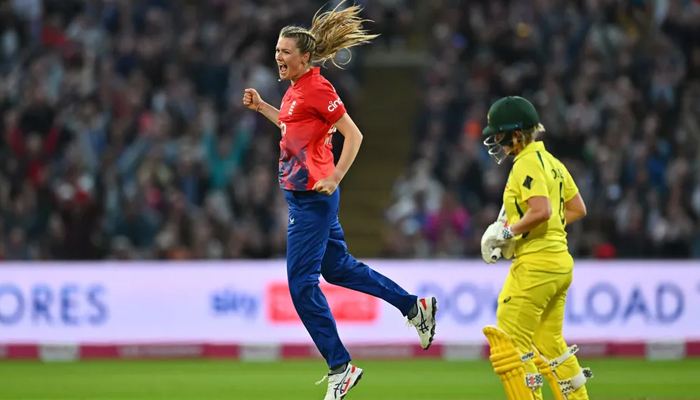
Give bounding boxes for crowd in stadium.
[0,0,363,260]
[383,0,700,259]
[1,0,698,260]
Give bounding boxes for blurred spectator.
[424,191,470,247]
[384,0,700,259]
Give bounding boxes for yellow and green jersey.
[503,141,579,267]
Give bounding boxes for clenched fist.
[312,177,339,195]
[243,88,263,111]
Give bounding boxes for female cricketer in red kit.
[242,3,437,399]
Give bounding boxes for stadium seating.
[383,0,700,259]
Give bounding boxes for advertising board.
[1,261,699,345]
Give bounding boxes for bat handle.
[490,247,502,261]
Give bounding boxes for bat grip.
[490,247,502,261]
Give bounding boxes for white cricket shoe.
[316,363,364,400]
[408,297,438,349]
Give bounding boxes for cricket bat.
[490,204,508,262]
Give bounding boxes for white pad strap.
[525,373,544,389]
[549,345,578,370]
[558,368,593,394]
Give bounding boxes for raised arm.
[243,88,280,126]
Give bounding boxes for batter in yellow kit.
[479,96,593,400]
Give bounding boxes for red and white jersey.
[277,67,346,191]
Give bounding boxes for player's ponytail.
[280,1,378,69]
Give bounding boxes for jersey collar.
[514,141,545,162]
[293,67,320,86]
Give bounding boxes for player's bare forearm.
[257,102,281,126]
[509,196,551,236]
[565,209,584,224]
[330,113,363,183]
[565,193,587,224]
[510,211,548,236]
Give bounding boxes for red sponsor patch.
[267,282,379,323]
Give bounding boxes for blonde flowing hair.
[280,1,379,68]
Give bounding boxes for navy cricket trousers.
[285,188,417,368]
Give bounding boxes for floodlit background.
[1,0,700,399]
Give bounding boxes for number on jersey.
[552,168,565,225]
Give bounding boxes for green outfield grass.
[1,359,698,400]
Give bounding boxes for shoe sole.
[340,370,363,400]
[423,297,438,350]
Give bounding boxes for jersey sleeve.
[309,80,347,124]
[511,156,549,201]
[562,164,579,202]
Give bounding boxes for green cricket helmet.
[482,96,540,164]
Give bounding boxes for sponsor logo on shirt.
[327,97,343,112]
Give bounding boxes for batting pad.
[532,345,593,400]
[483,325,540,400]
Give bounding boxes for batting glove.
[497,226,515,242]
[481,222,501,264]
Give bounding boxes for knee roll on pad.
[531,344,594,400]
[483,326,543,400]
